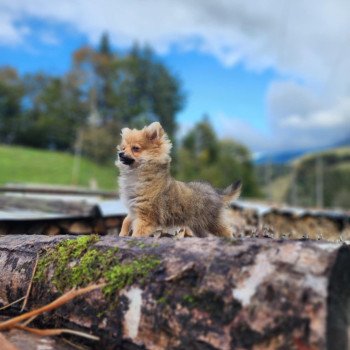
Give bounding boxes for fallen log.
[0,235,349,350]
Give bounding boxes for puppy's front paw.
[119,215,132,237]
[131,230,150,238]
[119,230,130,237]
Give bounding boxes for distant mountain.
[254,149,310,164]
[255,139,350,165]
[332,135,350,148]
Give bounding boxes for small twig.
[62,337,90,350]
[0,283,105,331]
[15,325,99,341]
[0,297,25,311]
[21,315,37,327]
[0,332,19,350]
[21,254,39,312]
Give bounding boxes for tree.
[119,44,184,139]
[0,67,23,144]
[183,116,218,164]
[98,32,112,57]
[96,33,116,125]
[0,35,185,165]
[216,139,261,196]
[177,118,261,197]
[19,73,87,150]
[71,39,184,163]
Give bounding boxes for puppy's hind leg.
[177,226,195,238]
[183,226,195,237]
[206,213,233,237]
[214,209,234,238]
[215,224,233,238]
[206,223,233,237]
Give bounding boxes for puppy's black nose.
[118,152,135,165]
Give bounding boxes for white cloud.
[0,13,29,45]
[267,81,350,150]
[1,0,350,151]
[39,32,60,46]
[1,0,350,82]
[212,113,271,152]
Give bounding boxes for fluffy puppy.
[116,122,241,238]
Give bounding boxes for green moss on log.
[103,255,161,297]
[125,239,160,249]
[35,235,100,285]
[35,235,160,297]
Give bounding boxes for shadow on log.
[0,235,349,350]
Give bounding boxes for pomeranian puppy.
[116,122,241,238]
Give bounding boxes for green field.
[0,145,118,190]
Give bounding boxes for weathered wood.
[0,185,117,198]
[230,202,350,240]
[0,235,349,349]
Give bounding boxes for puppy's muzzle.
[119,152,135,165]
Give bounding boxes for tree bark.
[0,235,349,350]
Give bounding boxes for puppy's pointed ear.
[121,127,131,137]
[145,122,164,141]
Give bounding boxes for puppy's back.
[151,180,218,226]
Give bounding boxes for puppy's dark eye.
[132,146,141,152]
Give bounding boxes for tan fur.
[116,122,241,237]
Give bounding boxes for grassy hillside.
[269,147,350,208]
[256,163,291,199]
[0,145,118,190]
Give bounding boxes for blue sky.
[1,1,349,154]
[165,52,273,133]
[0,18,275,145]
[0,19,87,75]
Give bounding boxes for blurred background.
[0,0,349,209]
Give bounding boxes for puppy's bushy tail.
[222,180,242,204]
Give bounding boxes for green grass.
[294,146,350,165]
[0,145,118,190]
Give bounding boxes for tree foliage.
[0,68,23,144]
[0,34,183,160]
[177,118,261,197]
